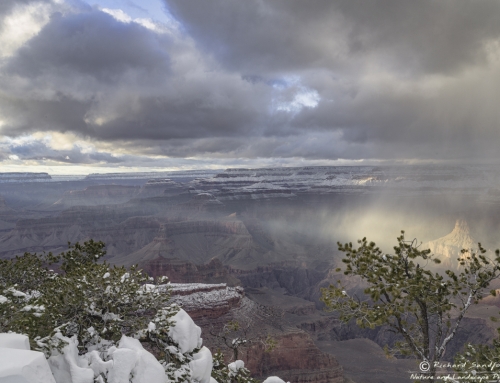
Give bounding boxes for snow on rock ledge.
[169,284,244,320]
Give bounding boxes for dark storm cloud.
[1,0,500,166]
[166,0,500,75]
[5,10,171,83]
[0,95,92,135]
[0,4,275,143]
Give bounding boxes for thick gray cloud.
[166,0,500,75]
[6,11,171,81]
[0,0,500,169]
[0,5,275,143]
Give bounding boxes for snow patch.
[107,336,165,383]
[263,377,288,383]
[0,333,30,350]
[168,308,202,353]
[0,348,56,383]
[189,346,213,383]
[228,360,245,374]
[47,334,94,383]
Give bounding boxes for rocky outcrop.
[172,284,345,383]
[170,283,244,319]
[426,219,477,267]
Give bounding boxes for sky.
[0,0,500,174]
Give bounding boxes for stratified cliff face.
[169,283,244,319]
[171,283,344,383]
[426,219,476,267]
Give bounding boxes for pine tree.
[0,241,199,383]
[211,352,258,383]
[321,231,500,382]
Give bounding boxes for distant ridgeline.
[84,170,221,181]
[0,172,51,183]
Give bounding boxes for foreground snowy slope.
[1,310,213,383]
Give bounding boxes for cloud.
[166,0,500,76]
[4,10,171,82]
[0,5,276,142]
[0,0,59,58]
[0,0,500,171]
[0,0,52,18]
[1,134,123,164]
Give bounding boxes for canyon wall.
[170,283,345,383]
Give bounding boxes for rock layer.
[171,284,345,383]
[245,332,344,383]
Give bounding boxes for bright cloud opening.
[274,88,320,114]
[0,1,55,58]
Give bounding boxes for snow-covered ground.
[0,304,284,383]
[0,309,213,383]
[0,333,56,383]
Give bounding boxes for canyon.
[1,165,500,383]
